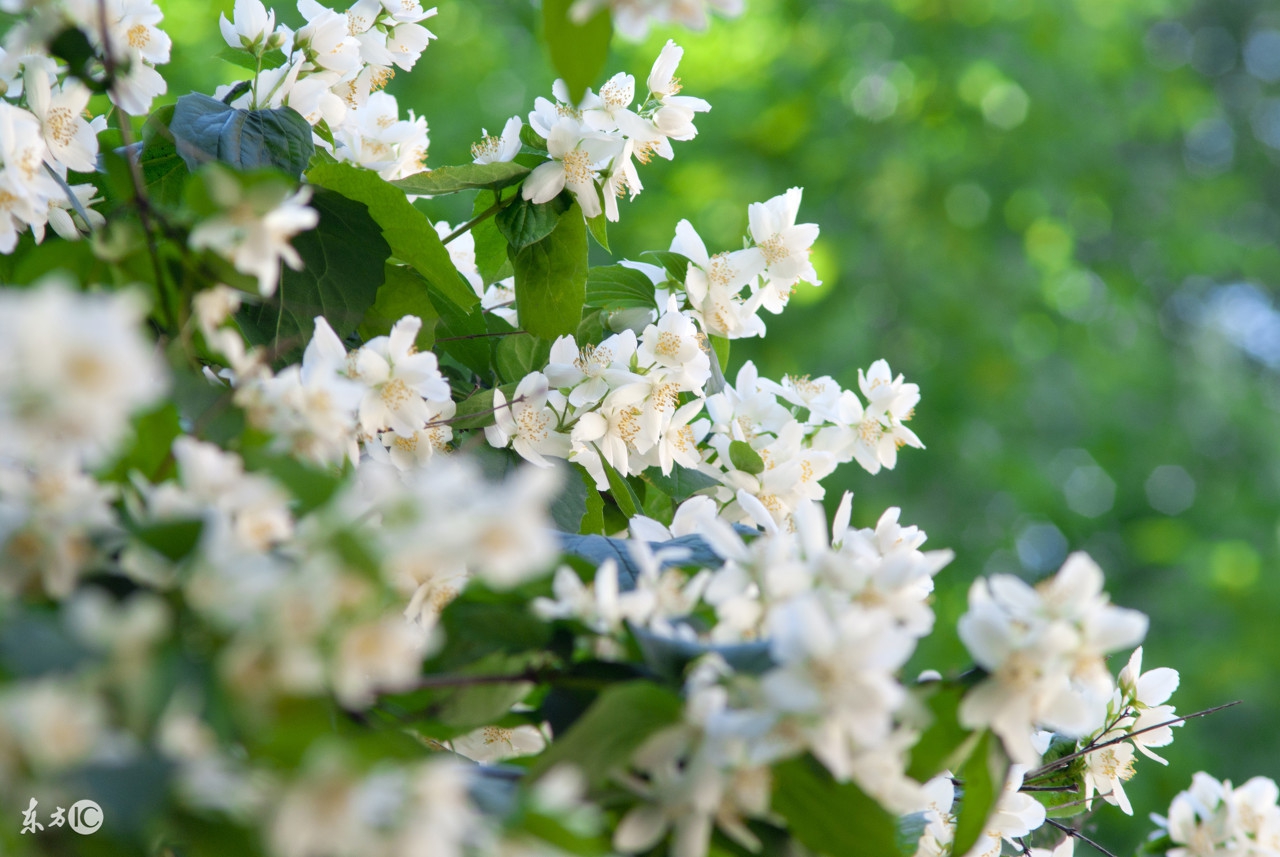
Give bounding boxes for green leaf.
[907,682,973,782]
[429,586,553,672]
[640,250,693,284]
[358,264,439,347]
[473,190,513,285]
[709,334,731,374]
[129,518,205,563]
[494,333,551,385]
[512,201,588,340]
[391,161,531,195]
[241,448,342,516]
[547,462,592,534]
[520,125,548,151]
[772,755,899,857]
[169,93,314,177]
[952,731,1010,857]
[498,193,571,251]
[729,440,765,475]
[601,455,642,518]
[236,188,389,360]
[579,465,606,535]
[585,264,658,311]
[97,402,181,484]
[586,211,609,251]
[138,105,188,208]
[48,27,99,87]
[639,465,721,502]
[452,387,503,431]
[433,653,539,729]
[541,0,613,105]
[530,681,682,787]
[306,161,478,312]
[216,45,287,72]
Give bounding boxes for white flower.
[522,119,620,219]
[545,330,641,407]
[332,615,431,708]
[471,115,523,164]
[219,0,277,52]
[964,765,1048,857]
[450,724,547,764]
[747,187,821,293]
[24,61,101,173]
[349,315,450,436]
[1081,732,1137,815]
[188,180,318,297]
[671,219,766,339]
[583,71,638,133]
[486,373,572,468]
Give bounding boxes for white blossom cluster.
[0,278,167,596]
[957,552,1152,765]
[662,188,822,339]
[568,0,744,41]
[908,766,1049,857]
[0,6,135,250]
[215,0,435,180]
[1152,772,1280,857]
[474,40,710,223]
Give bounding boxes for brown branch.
[1045,819,1120,857]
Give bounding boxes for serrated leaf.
[640,250,693,284]
[138,105,188,208]
[391,161,531,195]
[773,755,899,857]
[585,264,658,311]
[728,440,765,475]
[236,188,389,361]
[358,264,439,346]
[170,93,314,177]
[639,465,721,501]
[306,160,478,312]
[542,0,613,106]
[952,731,1010,857]
[498,193,571,251]
[529,681,682,787]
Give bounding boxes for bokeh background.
[159,0,1280,850]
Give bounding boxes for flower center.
[561,148,594,186]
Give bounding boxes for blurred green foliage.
[163,0,1280,850]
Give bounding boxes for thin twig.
[1025,701,1241,782]
[423,394,527,429]
[434,329,530,342]
[1045,819,1120,857]
[441,192,514,245]
[408,668,542,690]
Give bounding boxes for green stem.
[442,191,515,245]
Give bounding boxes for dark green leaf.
[639,465,721,501]
[170,93,314,177]
[473,190,514,285]
[640,250,693,284]
[494,333,550,385]
[585,264,658,311]
[452,386,507,431]
[498,193,571,251]
[429,588,553,672]
[97,402,180,484]
[138,105,188,208]
[391,161,531,195]
[129,518,205,563]
[0,612,94,677]
[358,264,439,346]
[431,299,492,378]
[236,188,389,360]
[772,755,899,857]
[548,461,593,534]
[952,731,1010,857]
[729,440,765,475]
[512,201,588,339]
[530,681,682,786]
[306,161,478,312]
[541,0,613,105]
[48,27,99,86]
